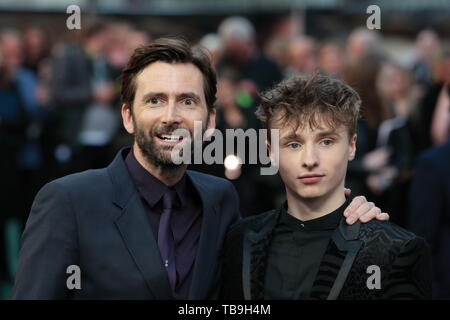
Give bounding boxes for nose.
[301,144,319,169]
[161,103,181,125]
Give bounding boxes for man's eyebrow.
[279,129,341,142]
[178,92,201,101]
[315,130,341,139]
[280,132,302,142]
[141,92,167,102]
[141,92,201,102]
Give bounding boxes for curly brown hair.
[256,73,361,138]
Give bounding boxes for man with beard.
[13,37,388,299]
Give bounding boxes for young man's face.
[272,115,356,202]
[122,61,216,167]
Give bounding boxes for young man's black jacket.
[220,207,432,300]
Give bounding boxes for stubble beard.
[133,116,208,169]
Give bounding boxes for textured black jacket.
[221,207,432,300]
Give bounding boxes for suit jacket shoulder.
[225,209,277,244]
[47,168,111,196]
[186,170,236,194]
[340,219,432,299]
[220,209,278,300]
[358,219,417,246]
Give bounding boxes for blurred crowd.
[0,15,449,298]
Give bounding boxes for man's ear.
[121,103,135,134]
[207,108,216,131]
[348,134,357,161]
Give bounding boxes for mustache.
[152,124,189,136]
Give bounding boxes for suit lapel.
[310,218,363,300]
[114,193,173,299]
[187,171,221,299]
[242,210,279,300]
[108,148,173,299]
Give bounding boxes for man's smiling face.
[122,61,216,167]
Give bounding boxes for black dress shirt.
[264,200,347,299]
[125,150,202,299]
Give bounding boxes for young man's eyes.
[287,142,301,149]
[320,139,334,146]
[286,139,335,149]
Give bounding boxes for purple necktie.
[158,189,177,292]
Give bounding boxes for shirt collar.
[280,198,348,231]
[124,149,188,208]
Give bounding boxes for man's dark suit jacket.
[221,207,432,300]
[409,139,450,299]
[13,148,240,299]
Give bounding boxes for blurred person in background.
[104,23,152,153]
[76,23,120,171]
[262,14,299,74]
[408,84,450,298]
[317,41,345,77]
[199,33,224,68]
[345,27,383,66]
[48,23,119,173]
[411,29,441,92]
[192,66,278,217]
[0,28,45,295]
[0,28,46,213]
[430,78,450,145]
[410,47,450,154]
[22,27,49,75]
[284,35,318,77]
[363,61,419,226]
[48,24,101,169]
[214,16,285,215]
[343,28,387,200]
[104,23,151,77]
[217,15,283,118]
[216,69,247,131]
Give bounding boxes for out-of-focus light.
[54,144,72,163]
[224,154,241,170]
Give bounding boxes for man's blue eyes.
[321,139,334,146]
[287,140,334,148]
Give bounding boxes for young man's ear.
[348,134,357,161]
[121,103,135,134]
[266,139,278,166]
[266,139,272,157]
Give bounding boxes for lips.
[298,174,325,184]
[155,133,184,145]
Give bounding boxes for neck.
[286,184,346,221]
[392,97,410,117]
[132,144,187,187]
